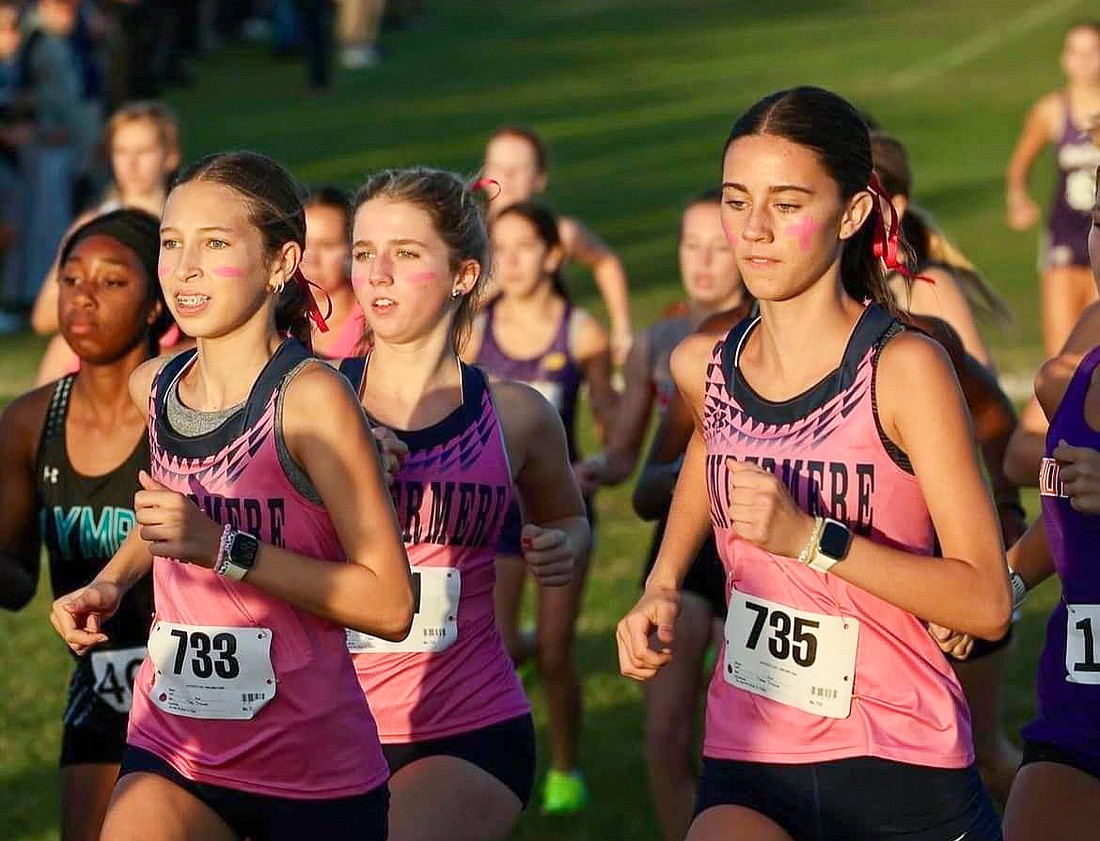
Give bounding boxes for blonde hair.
[101,102,182,204]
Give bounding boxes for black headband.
[59,208,161,288]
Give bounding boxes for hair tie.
[867,172,933,285]
[294,269,333,333]
[470,177,502,201]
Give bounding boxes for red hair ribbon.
[470,177,502,201]
[866,172,933,285]
[294,269,332,333]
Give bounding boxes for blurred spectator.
[1,0,80,317]
[338,0,384,69]
[293,0,333,91]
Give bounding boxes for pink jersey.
[701,305,972,768]
[315,304,366,360]
[128,341,388,799]
[343,360,530,742]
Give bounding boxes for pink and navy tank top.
[340,358,530,743]
[1024,344,1100,760]
[128,340,388,799]
[1047,93,1100,268]
[701,304,973,768]
[475,298,583,461]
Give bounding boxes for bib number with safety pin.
[1066,604,1100,684]
[724,589,859,719]
[147,622,275,720]
[90,646,147,713]
[347,568,460,654]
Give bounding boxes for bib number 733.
[724,589,859,719]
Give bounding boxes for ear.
[451,259,481,297]
[533,171,549,195]
[146,297,164,327]
[838,191,876,242]
[268,240,303,293]
[543,243,565,276]
[164,148,182,174]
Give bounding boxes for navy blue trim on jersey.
[153,340,312,460]
[719,304,896,427]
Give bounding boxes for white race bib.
[1065,604,1100,684]
[723,588,859,719]
[147,622,276,720]
[347,568,460,654]
[90,646,147,713]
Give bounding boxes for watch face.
[229,531,260,569]
[819,520,852,560]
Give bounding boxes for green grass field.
[0,1,1087,837]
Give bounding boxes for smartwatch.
[217,528,260,581]
[808,518,852,573]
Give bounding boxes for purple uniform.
[1023,344,1100,778]
[1044,94,1100,270]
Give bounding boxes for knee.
[645,710,692,762]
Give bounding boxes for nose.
[368,252,393,285]
[740,203,772,244]
[168,241,202,284]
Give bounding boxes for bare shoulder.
[282,360,362,421]
[670,332,716,385]
[489,379,560,440]
[558,215,581,250]
[570,307,609,359]
[0,382,54,454]
[877,327,954,378]
[1030,91,1064,133]
[127,355,176,416]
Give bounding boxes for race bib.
[90,646,147,713]
[723,588,859,719]
[1066,168,1097,212]
[347,568,460,654]
[147,622,276,720]
[1066,604,1100,685]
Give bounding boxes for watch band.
[1009,570,1028,611]
[807,518,851,574]
[214,527,255,581]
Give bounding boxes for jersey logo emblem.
[542,351,567,372]
[42,465,58,484]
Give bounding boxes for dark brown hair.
[487,125,549,174]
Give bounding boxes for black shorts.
[382,714,536,807]
[60,661,130,767]
[119,746,388,841]
[1022,739,1100,782]
[695,756,1001,841]
[642,516,727,619]
[966,625,1013,660]
[498,498,596,556]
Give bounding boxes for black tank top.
[35,375,155,653]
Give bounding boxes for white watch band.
[807,544,841,573]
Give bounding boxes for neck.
[686,289,749,328]
[1067,80,1100,96]
[190,312,281,410]
[72,341,150,414]
[754,265,862,374]
[366,326,461,419]
[120,186,167,216]
[497,281,559,317]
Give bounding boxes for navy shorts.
[60,661,129,767]
[119,746,389,841]
[695,756,1002,841]
[1022,738,1100,783]
[383,714,536,807]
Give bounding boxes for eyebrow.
[62,255,131,268]
[159,226,235,234]
[352,237,429,248]
[722,182,816,195]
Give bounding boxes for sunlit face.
[0,7,20,61]
[351,196,475,346]
[720,134,869,303]
[59,234,158,363]
[111,119,176,199]
[679,202,745,307]
[490,213,560,299]
[1062,26,1100,86]
[483,134,546,210]
[159,181,282,339]
[303,203,350,295]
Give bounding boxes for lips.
[370,296,396,312]
[174,292,210,316]
[66,318,98,336]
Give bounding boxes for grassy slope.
[0,1,1082,837]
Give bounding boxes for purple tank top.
[1023,344,1100,758]
[475,299,583,460]
[1047,94,1100,255]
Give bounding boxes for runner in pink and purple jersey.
[617,87,1010,841]
[48,151,414,841]
[339,167,589,841]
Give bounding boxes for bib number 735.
[724,589,858,719]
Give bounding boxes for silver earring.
[451,289,461,299]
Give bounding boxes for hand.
[1055,441,1100,514]
[611,327,634,368]
[573,455,606,496]
[727,459,814,558]
[135,470,222,567]
[520,524,573,587]
[617,586,680,680]
[371,426,409,486]
[50,582,121,655]
[929,623,975,661]
[1006,193,1039,231]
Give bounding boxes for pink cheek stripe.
[408,270,438,284]
[212,266,245,279]
[157,264,171,279]
[784,216,822,252]
[351,272,370,289]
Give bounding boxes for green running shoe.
[541,768,589,816]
